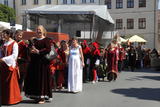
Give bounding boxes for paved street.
[3,68,160,107]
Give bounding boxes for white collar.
[4,40,14,46]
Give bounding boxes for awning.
[25,5,114,24]
[128,35,147,43]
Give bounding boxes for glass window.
[90,0,94,3]
[82,0,86,3]
[105,0,111,9]
[127,0,134,8]
[116,0,123,9]
[139,0,146,7]
[71,0,75,4]
[4,0,8,6]
[22,0,26,5]
[116,19,123,29]
[127,19,134,29]
[34,0,38,5]
[63,0,67,4]
[139,18,146,29]
[46,0,51,4]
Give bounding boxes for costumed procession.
[0,25,155,105]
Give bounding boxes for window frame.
[139,0,146,8]
[4,0,8,6]
[90,0,94,3]
[116,0,123,9]
[22,0,26,5]
[82,0,86,3]
[127,0,134,8]
[34,0,39,5]
[138,18,146,29]
[105,0,112,9]
[127,19,134,29]
[116,19,123,29]
[46,0,52,4]
[63,0,67,4]
[71,0,75,4]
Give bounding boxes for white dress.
[68,45,83,92]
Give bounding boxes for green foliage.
[0,4,15,22]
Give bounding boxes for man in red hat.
[90,42,100,83]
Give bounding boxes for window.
[4,0,8,6]
[22,0,26,5]
[105,0,111,9]
[116,19,123,29]
[71,0,75,4]
[90,0,94,3]
[34,0,38,5]
[116,0,123,9]
[139,0,146,7]
[82,0,86,3]
[139,18,146,29]
[127,0,134,8]
[63,0,67,4]
[127,19,134,29]
[46,0,51,4]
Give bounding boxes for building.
[15,0,159,49]
[0,0,15,9]
[105,0,159,49]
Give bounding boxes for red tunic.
[18,40,28,60]
[0,41,22,105]
[17,40,28,73]
[107,47,119,73]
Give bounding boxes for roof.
[26,5,114,24]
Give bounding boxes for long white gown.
[68,45,83,92]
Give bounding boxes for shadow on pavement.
[112,88,160,101]
[136,76,160,81]
[20,100,37,104]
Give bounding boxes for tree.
[0,4,15,22]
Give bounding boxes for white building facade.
[105,0,159,49]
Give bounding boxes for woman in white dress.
[68,37,84,93]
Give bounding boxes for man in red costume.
[90,42,100,83]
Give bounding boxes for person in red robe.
[106,39,119,82]
[24,25,52,104]
[0,29,22,105]
[15,30,29,92]
[81,40,91,82]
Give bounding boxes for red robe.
[107,47,119,73]
[17,40,28,72]
[0,41,22,105]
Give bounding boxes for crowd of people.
[0,25,156,105]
